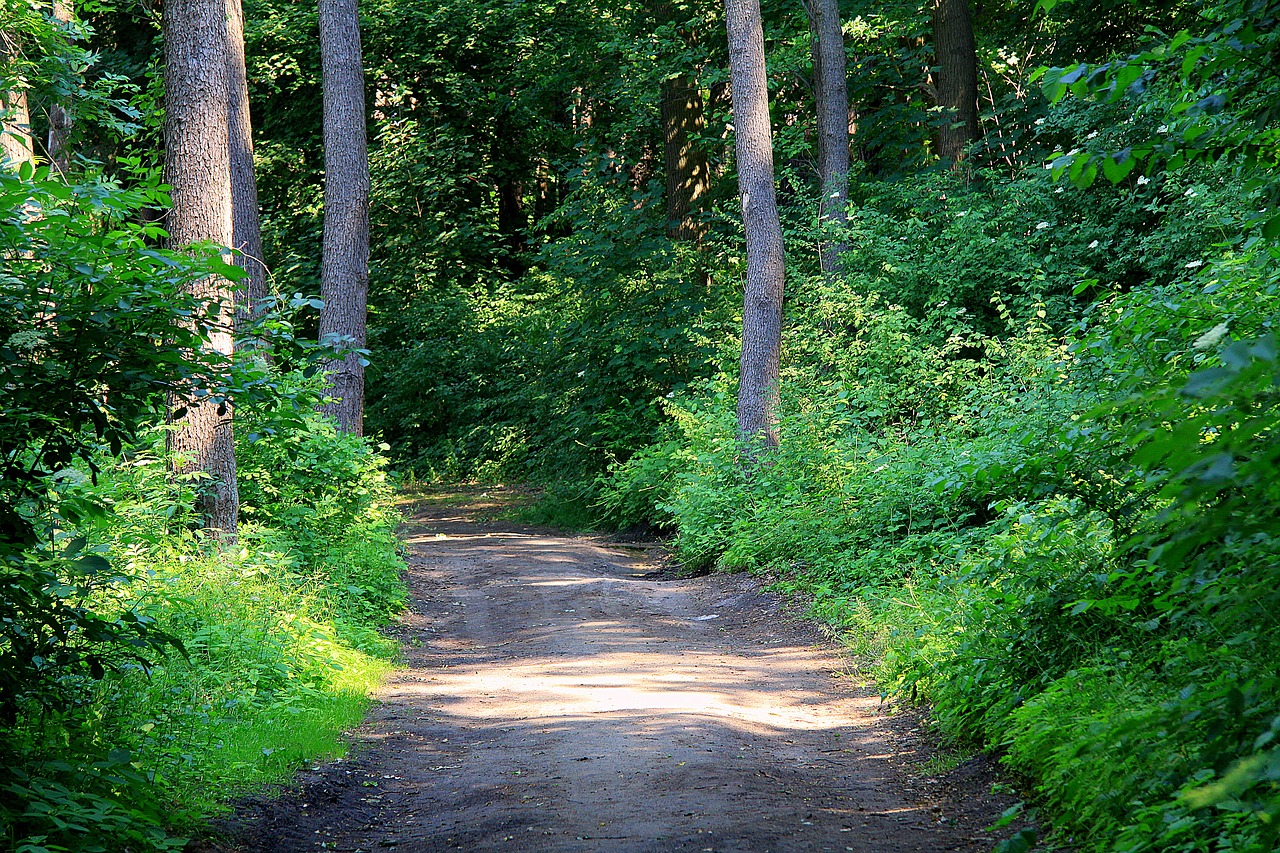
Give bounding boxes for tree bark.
[227,0,268,329]
[724,0,785,453]
[162,0,239,538]
[661,73,710,242]
[807,0,849,273]
[933,0,979,164]
[46,0,73,177]
[1,31,33,169]
[317,0,370,436]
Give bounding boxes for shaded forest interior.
[2,0,1279,850]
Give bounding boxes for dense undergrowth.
[0,167,406,850]
[596,164,1280,851]
[1,399,405,853]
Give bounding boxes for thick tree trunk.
[724,0,785,453]
[1,32,33,169]
[162,0,239,538]
[227,0,268,329]
[933,0,979,164]
[661,74,711,242]
[317,0,370,436]
[807,0,849,273]
[46,0,73,177]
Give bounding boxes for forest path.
[226,488,1013,852]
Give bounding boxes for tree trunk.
[162,0,239,538]
[661,74,710,242]
[1,31,33,169]
[496,176,525,272]
[317,0,370,436]
[933,0,979,164]
[724,0,785,453]
[46,0,73,177]
[227,0,268,329]
[807,0,849,274]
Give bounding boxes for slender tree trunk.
[317,0,370,435]
[807,0,849,273]
[46,0,73,177]
[724,0,785,453]
[162,0,239,538]
[933,0,979,164]
[1,31,33,169]
[496,175,525,272]
[227,0,268,329]
[661,74,711,242]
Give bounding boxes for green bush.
[2,362,407,851]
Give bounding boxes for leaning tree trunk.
[933,0,979,164]
[163,0,239,538]
[317,0,370,436]
[661,73,711,243]
[227,0,268,329]
[724,0,786,454]
[1,31,33,168]
[46,0,73,177]
[807,0,849,274]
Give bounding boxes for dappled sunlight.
[383,649,875,734]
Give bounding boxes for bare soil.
[210,488,1021,852]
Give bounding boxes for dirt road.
[225,491,1015,852]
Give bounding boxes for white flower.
[1088,240,1100,249]
[1185,188,1198,198]
[1185,260,1203,269]
[1157,125,1169,133]
[577,370,586,377]
[1036,221,1051,230]
[1034,118,1046,126]
[1193,322,1229,350]
[1086,131,1099,140]
[1136,175,1151,185]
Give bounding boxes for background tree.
[724,0,785,452]
[656,2,712,243]
[162,0,239,537]
[317,0,370,435]
[228,0,267,327]
[932,0,978,163]
[806,0,848,272]
[45,0,72,176]
[1,29,33,167]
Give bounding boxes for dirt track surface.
[221,491,1015,852]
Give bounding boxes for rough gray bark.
[46,0,72,177]
[317,0,370,436]
[933,0,979,164]
[661,73,711,243]
[227,0,268,329]
[1,31,33,169]
[807,0,849,273]
[162,0,239,538]
[724,0,785,453]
